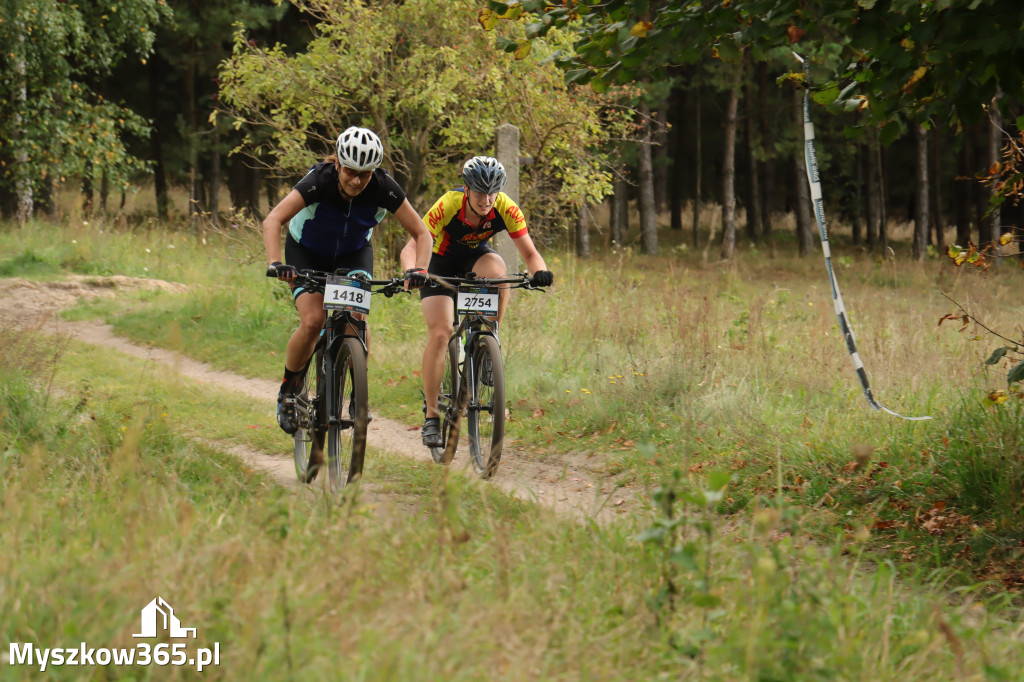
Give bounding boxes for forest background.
[4,0,1024,264]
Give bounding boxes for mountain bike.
[427,273,546,478]
[268,265,405,491]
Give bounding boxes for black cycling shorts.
[419,246,500,301]
[285,234,373,301]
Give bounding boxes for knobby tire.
[467,335,505,478]
[327,337,369,491]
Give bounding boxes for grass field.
[1,215,1022,679]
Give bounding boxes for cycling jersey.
[423,189,528,258]
[289,162,405,258]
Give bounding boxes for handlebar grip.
[266,264,279,278]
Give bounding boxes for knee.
[426,320,451,344]
[427,327,449,347]
[298,314,325,336]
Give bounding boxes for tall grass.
[3,218,1024,583]
[1,326,1022,679]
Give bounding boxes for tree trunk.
[81,163,94,217]
[210,130,221,225]
[973,123,989,244]
[865,129,880,250]
[670,85,685,232]
[575,203,590,258]
[149,56,169,221]
[912,123,929,261]
[185,46,199,233]
[851,143,864,246]
[985,95,1003,247]
[652,101,669,213]
[692,79,702,248]
[38,175,56,219]
[637,101,658,256]
[793,86,815,256]
[720,71,740,261]
[744,65,761,244]
[930,128,944,248]
[953,138,972,247]
[14,32,33,224]
[878,143,889,250]
[249,165,261,216]
[100,169,109,214]
[757,62,772,242]
[610,168,628,247]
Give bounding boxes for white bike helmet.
[336,127,384,171]
[462,156,507,194]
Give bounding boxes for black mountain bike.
[428,273,546,478]
[268,266,404,491]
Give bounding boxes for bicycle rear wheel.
[327,337,369,491]
[430,337,462,464]
[293,347,325,483]
[467,335,505,478]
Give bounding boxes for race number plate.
[456,286,498,317]
[324,276,371,314]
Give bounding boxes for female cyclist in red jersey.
[399,156,553,447]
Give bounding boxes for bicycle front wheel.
[467,335,505,478]
[293,346,325,483]
[430,336,462,464]
[327,337,369,491]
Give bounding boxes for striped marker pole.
[794,53,931,421]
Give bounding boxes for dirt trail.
[1,276,640,523]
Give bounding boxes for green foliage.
[217,0,630,231]
[0,249,63,279]
[483,0,1024,130]
[0,0,173,199]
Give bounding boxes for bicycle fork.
[322,318,348,431]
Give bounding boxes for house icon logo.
[132,597,197,639]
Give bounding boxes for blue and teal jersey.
[289,162,406,258]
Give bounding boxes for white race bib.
[456,286,498,317]
[324,276,371,314]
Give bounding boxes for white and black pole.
[794,52,930,421]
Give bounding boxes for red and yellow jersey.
[422,189,528,257]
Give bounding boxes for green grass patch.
[4,217,1024,603]
[2,323,1023,679]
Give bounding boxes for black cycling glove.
[529,270,554,287]
[268,261,297,280]
[405,267,429,289]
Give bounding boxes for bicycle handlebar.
[266,265,407,297]
[425,272,548,291]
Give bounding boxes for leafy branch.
[938,294,1024,394]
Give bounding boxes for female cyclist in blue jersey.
[399,155,553,448]
[264,126,432,434]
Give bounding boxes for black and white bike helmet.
[462,156,507,194]
[336,127,384,171]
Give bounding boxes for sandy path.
[1,276,640,523]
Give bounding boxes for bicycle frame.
[321,308,368,431]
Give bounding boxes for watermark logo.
[133,597,196,639]
[8,596,220,673]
